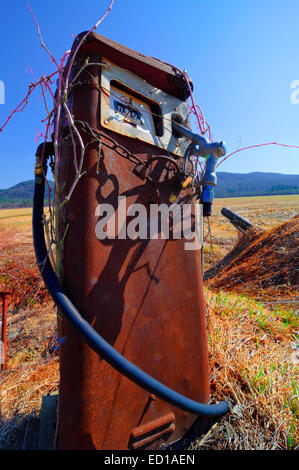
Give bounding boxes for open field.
[0,207,33,222]
[0,207,50,228]
[0,196,298,449]
[212,194,299,233]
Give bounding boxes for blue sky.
[0,0,298,188]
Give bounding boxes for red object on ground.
[1,291,10,370]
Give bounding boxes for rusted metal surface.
[1,292,10,370]
[72,32,193,101]
[56,36,210,450]
[129,412,175,449]
[130,412,175,440]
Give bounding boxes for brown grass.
[205,215,299,302]
[0,226,49,307]
[0,358,59,449]
[0,300,58,449]
[203,194,299,271]
[190,290,298,450]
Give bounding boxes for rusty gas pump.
[33,33,229,450]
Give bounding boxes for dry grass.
[203,194,299,271]
[0,301,58,449]
[0,224,49,307]
[199,201,298,450]
[190,290,298,450]
[212,194,299,232]
[0,358,59,449]
[0,209,57,449]
[205,215,298,303]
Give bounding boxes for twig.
[27,3,60,70]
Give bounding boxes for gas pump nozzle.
[172,121,226,216]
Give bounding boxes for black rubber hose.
[33,170,229,418]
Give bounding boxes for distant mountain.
[215,172,299,198]
[0,173,298,208]
[0,180,54,208]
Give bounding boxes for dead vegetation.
[203,194,299,272]
[0,300,58,449]
[0,357,59,449]
[205,215,299,302]
[0,216,57,449]
[0,225,49,307]
[190,290,298,450]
